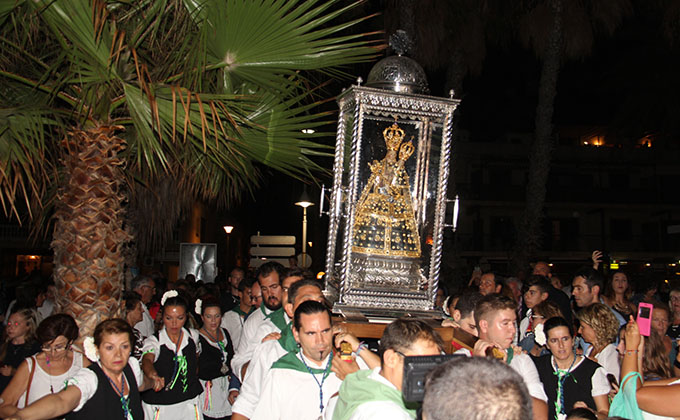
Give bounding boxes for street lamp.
[223,225,234,267]
[295,190,314,268]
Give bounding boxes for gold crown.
[383,123,405,151]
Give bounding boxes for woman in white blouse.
[0,314,89,418]
[4,318,151,420]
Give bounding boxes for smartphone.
[606,373,618,388]
[637,302,653,337]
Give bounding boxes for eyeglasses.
[670,296,680,302]
[141,285,156,292]
[41,343,70,353]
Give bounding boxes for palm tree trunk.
[51,126,130,338]
[512,0,562,273]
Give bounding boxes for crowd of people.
[1,254,680,419]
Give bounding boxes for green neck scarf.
[277,322,298,352]
[332,369,417,420]
[271,350,332,374]
[265,307,288,332]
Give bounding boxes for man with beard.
[231,262,286,380]
[251,301,343,420]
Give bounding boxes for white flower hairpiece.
[534,322,547,347]
[161,290,178,306]
[195,299,202,315]
[83,336,99,362]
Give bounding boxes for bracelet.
[674,358,680,370]
[624,350,638,355]
[356,342,368,355]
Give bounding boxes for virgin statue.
[351,122,421,258]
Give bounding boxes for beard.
[264,295,281,310]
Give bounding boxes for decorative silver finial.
[449,89,455,99]
[389,30,413,56]
[356,77,363,86]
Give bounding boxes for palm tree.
[511,0,631,272]
[0,0,381,335]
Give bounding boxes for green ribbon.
[506,346,514,365]
[169,354,188,392]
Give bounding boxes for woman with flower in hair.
[195,297,238,420]
[533,317,610,420]
[4,318,152,420]
[141,291,204,420]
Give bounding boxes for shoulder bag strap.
[25,356,37,407]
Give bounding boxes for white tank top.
[18,352,85,408]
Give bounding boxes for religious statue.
[351,122,421,258]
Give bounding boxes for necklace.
[201,328,229,375]
[45,355,55,394]
[103,369,130,420]
[165,330,188,392]
[300,351,333,413]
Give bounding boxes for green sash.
[271,350,332,375]
[506,346,514,365]
[332,369,417,420]
[265,307,288,332]
[277,322,298,352]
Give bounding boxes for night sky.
[229,2,680,270]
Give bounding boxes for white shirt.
[221,309,246,350]
[251,351,343,420]
[19,352,86,408]
[510,353,548,402]
[68,357,143,411]
[232,338,288,418]
[587,343,620,381]
[519,309,532,341]
[345,368,414,420]
[453,348,548,402]
[142,327,201,362]
[134,303,155,339]
[231,305,273,381]
[37,299,55,323]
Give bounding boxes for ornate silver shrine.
[322,49,459,317]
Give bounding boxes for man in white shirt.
[221,278,254,350]
[331,319,443,420]
[518,276,550,341]
[231,262,286,380]
[231,278,326,420]
[469,293,548,420]
[131,275,156,338]
[251,300,341,420]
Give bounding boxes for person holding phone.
[620,316,680,419]
[533,317,610,420]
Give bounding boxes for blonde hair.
[577,303,619,346]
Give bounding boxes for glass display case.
[323,74,459,316]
